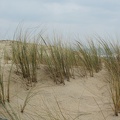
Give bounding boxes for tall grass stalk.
[12,28,40,85]
[1,102,20,120]
[100,39,120,116]
[88,40,102,73]
[41,36,75,84]
[0,61,5,104]
[76,40,102,77]
[21,87,34,113]
[29,42,38,82]
[7,63,13,102]
[21,85,48,113]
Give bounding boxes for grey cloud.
[0,0,120,40]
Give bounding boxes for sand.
[0,40,120,120]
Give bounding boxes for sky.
[0,0,120,42]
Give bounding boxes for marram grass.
[100,39,120,116]
[41,36,76,84]
[1,27,120,118]
[11,30,39,86]
[76,40,102,77]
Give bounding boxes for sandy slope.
[0,40,120,120]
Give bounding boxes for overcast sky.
[0,0,120,41]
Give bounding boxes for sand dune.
[0,40,120,120]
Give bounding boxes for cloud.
[0,0,120,40]
[0,1,90,23]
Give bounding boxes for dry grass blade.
[41,35,75,84]
[100,39,120,116]
[76,39,102,77]
[0,61,5,104]
[11,28,41,86]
